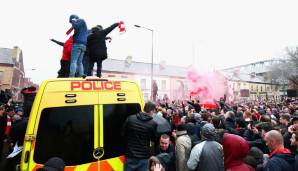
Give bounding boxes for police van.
[19,77,145,171]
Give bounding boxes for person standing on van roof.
[68,14,88,77]
[86,22,119,77]
[123,101,157,171]
[50,36,73,78]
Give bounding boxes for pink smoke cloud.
[187,66,228,103]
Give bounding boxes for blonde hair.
[244,111,252,120]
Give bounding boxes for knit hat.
[43,157,65,171]
[156,153,170,170]
[201,123,216,140]
[176,124,187,136]
[149,153,170,171]
[69,14,79,23]
[248,147,264,163]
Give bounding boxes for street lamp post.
[135,25,154,100]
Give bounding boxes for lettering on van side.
[70,81,121,91]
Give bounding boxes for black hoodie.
[87,23,119,60]
[123,112,157,159]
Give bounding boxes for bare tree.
[285,47,298,88]
[267,62,291,83]
[267,47,298,90]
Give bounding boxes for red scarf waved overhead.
[118,21,126,33]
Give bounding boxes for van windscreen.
[34,105,95,165]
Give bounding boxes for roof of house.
[102,58,188,77]
[102,59,272,83]
[222,59,286,74]
[0,48,13,65]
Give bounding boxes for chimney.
[12,46,20,62]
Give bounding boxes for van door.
[24,80,100,170]
[99,103,141,170]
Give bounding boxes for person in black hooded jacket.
[86,23,119,77]
[123,101,157,171]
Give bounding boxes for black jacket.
[187,101,201,113]
[123,112,157,159]
[87,23,118,60]
[10,118,28,146]
[224,117,236,130]
[0,114,7,140]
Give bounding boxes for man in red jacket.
[50,36,73,78]
[264,130,297,171]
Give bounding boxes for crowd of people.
[0,87,36,171]
[1,84,298,171]
[51,14,122,78]
[123,98,298,171]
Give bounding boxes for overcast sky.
[1,0,298,84]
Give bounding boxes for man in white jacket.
[175,124,191,171]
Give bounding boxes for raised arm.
[50,39,64,46]
[102,23,119,36]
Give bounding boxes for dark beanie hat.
[177,124,186,131]
[176,124,187,136]
[43,157,65,171]
[156,153,170,170]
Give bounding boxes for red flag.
[118,21,126,33]
[66,27,74,35]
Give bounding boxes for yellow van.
[19,77,145,171]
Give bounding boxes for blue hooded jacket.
[69,14,88,45]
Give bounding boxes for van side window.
[34,105,95,165]
[102,103,141,160]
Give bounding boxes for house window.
[141,79,146,89]
[162,80,166,90]
[250,85,253,91]
[260,86,263,92]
